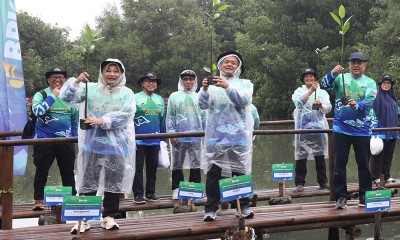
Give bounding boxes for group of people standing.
[293,52,399,209]
[29,51,256,233]
[29,50,399,233]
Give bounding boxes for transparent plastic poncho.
[59,60,136,194]
[166,72,206,170]
[198,60,254,177]
[292,85,331,160]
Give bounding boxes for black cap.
[300,68,317,82]
[138,72,161,86]
[217,51,245,75]
[45,68,67,79]
[378,74,395,85]
[348,52,366,62]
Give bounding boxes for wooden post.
[50,205,63,224]
[278,181,286,197]
[0,146,14,230]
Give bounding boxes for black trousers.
[204,164,249,212]
[132,145,159,197]
[333,133,371,199]
[172,168,201,190]
[81,191,120,218]
[372,139,397,181]
[33,143,76,200]
[295,155,327,186]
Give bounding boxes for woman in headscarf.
[372,74,400,183]
[59,58,136,233]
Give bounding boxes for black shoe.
[359,194,365,207]
[133,195,146,204]
[145,194,159,201]
[319,183,329,190]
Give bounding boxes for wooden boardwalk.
[1,182,399,222]
[1,197,400,239]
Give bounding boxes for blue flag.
[0,0,28,175]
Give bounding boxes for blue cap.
[348,52,366,62]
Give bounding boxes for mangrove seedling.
[312,46,329,110]
[203,0,229,84]
[330,4,352,105]
[75,24,105,130]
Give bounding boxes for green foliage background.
[18,0,400,119]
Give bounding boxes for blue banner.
[0,0,28,175]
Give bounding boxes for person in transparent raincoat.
[167,70,206,199]
[199,51,254,221]
[59,58,136,232]
[292,68,331,193]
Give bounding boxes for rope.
[0,187,13,194]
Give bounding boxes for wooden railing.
[1,120,399,230]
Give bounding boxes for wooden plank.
[2,198,400,239]
[1,182,399,220]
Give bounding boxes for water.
[12,125,400,238]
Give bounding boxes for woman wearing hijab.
[59,58,136,233]
[372,74,400,183]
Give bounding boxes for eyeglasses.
[49,76,65,80]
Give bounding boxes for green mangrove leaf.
[93,28,102,38]
[342,21,350,34]
[212,63,217,74]
[343,16,353,27]
[217,4,229,12]
[339,5,345,19]
[89,45,95,53]
[73,45,86,53]
[203,67,211,73]
[85,24,93,39]
[213,0,220,5]
[330,12,341,26]
[93,37,105,43]
[321,46,329,51]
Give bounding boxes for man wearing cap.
[166,70,206,199]
[31,68,78,210]
[292,68,331,193]
[132,72,166,204]
[199,51,254,221]
[371,74,399,184]
[322,52,377,209]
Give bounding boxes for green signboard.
[272,163,294,180]
[178,181,204,200]
[219,174,254,202]
[44,186,72,206]
[62,196,102,221]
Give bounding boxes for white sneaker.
[70,221,90,234]
[387,178,395,183]
[172,188,179,200]
[101,216,119,230]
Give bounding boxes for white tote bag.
[158,141,170,168]
[370,136,384,156]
